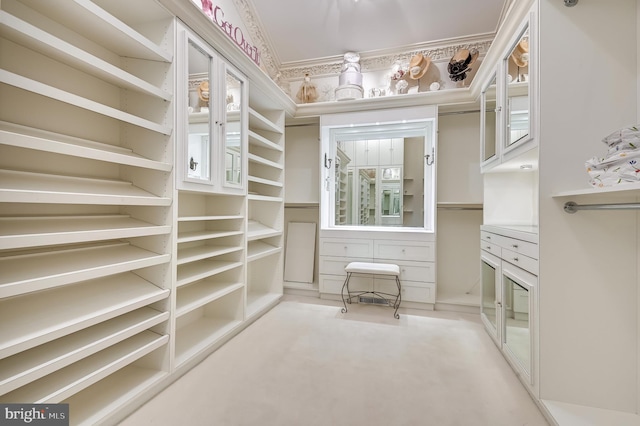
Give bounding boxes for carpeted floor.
[119,296,549,426]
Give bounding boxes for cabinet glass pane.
[481,73,497,162]
[481,259,497,331]
[505,26,530,147]
[187,41,212,182]
[224,70,242,186]
[503,276,530,373]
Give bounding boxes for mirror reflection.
[333,132,425,228]
[504,276,530,373]
[481,259,497,331]
[187,40,211,182]
[506,26,530,146]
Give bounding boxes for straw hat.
[198,81,210,102]
[511,40,529,67]
[408,53,431,80]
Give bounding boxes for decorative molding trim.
[278,39,493,81]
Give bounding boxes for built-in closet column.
[0,0,175,423]
[246,87,285,317]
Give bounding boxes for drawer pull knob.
[486,245,492,250]
[486,236,491,239]
[512,244,519,248]
[513,257,519,262]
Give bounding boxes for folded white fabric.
[585,125,640,187]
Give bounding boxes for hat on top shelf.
[408,53,431,80]
[511,40,530,67]
[447,48,479,82]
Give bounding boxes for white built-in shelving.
[0,0,174,423]
[246,93,285,318]
[175,192,246,367]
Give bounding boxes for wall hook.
[425,148,435,166]
[324,153,333,169]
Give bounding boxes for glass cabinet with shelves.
[177,23,247,194]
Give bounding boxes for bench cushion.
[345,262,400,276]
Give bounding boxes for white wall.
[284,124,320,204]
[538,0,639,412]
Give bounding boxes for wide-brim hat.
[448,49,479,76]
[511,40,529,67]
[408,53,431,80]
[198,81,210,102]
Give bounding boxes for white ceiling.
[246,0,510,66]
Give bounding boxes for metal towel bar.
[564,201,640,213]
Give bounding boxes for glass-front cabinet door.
[480,250,501,344]
[177,23,246,193]
[480,71,498,168]
[221,65,246,193]
[504,21,532,153]
[501,262,536,384]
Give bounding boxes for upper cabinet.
[176,22,247,194]
[481,9,537,173]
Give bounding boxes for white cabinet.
[177,23,247,195]
[481,8,537,173]
[319,234,436,306]
[0,0,174,423]
[480,226,538,392]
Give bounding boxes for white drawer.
[320,239,374,258]
[320,256,373,276]
[502,237,537,260]
[370,261,434,283]
[480,231,504,246]
[320,274,372,295]
[374,240,434,261]
[480,240,501,258]
[501,248,538,275]
[375,281,434,303]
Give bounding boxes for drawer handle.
[512,244,519,249]
[486,236,491,240]
[486,245,492,250]
[513,257,519,262]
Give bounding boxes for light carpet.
[119,297,548,426]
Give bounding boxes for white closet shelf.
[64,365,167,426]
[246,292,282,319]
[177,245,243,265]
[0,12,172,101]
[248,175,284,188]
[248,194,284,203]
[0,274,169,359]
[248,107,284,134]
[178,215,244,222]
[176,281,244,317]
[552,183,640,197]
[175,317,243,367]
[176,260,244,288]
[176,229,243,244]
[0,331,168,404]
[0,307,168,395]
[0,169,171,206]
[0,70,172,135]
[0,241,170,298]
[0,121,172,172]
[247,220,281,241]
[0,215,171,251]
[248,153,284,170]
[248,130,283,152]
[247,240,281,262]
[17,0,172,62]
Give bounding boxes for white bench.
[341,261,402,319]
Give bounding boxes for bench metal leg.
[393,275,402,319]
[341,272,352,313]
